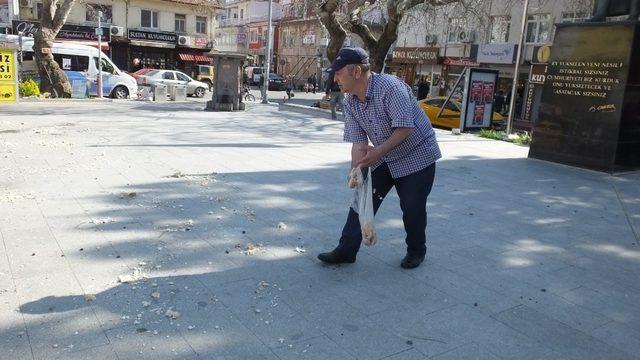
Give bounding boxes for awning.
[178,53,195,61]
[66,41,109,51]
[194,55,210,62]
[130,40,175,49]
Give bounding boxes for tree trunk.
[33,29,71,98]
[34,0,77,98]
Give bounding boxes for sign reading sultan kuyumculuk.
[475,44,517,64]
[128,29,177,43]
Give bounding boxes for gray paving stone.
[590,321,640,359]
[429,342,502,360]
[491,305,633,360]
[273,335,356,360]
[1,101,638,359]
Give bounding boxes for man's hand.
[357,146,383,167]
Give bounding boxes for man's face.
[334,65,358,93]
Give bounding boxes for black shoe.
[401,253,425,269]
[317,250,356,264]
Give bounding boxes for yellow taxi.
[419,96,505,129]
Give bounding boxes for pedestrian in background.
[317,47,441,269]
[325,70,343,120]
[285,75,294,100]
[417,76,430,100]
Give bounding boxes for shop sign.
[475,44,517,64]
[529,63,547,84]
[128,29,177,44]
[532,45,552,64]
[12,20,110,42]
[392,47,439,64]
[443,57,479,67]
[194,37,208,47]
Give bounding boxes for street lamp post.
[506,0,530,135]
[97,10,103,98]
[261,0,273,104]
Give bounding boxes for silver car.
[137,70,209,98]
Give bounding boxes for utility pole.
[97,10,103,98]
[506,0,530,134]
[261,0,273,104]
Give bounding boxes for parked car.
[130,68,153,80]
[244,66,264,85]
[192,65,214,91]
[268,73,287,91]
[419,96,505,129]
[137,70,208,98]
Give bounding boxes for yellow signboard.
[0,50,15,82]
[0,49,17,103]
[0,83,17,102]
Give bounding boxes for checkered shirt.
[343,73,442,178]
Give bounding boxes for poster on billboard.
[471,80,483,103]
[459,68,499,130]
[483,81,494,104]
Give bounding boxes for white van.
[1,34,137,99]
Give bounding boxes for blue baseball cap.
[325,47,370,72]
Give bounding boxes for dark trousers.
[337,162,436,257]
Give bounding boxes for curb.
[18,98,115,104]
[278,102,344,121]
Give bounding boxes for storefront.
[125,29,177,72]
[441,57,479,97]
[388,47,440,88]
[176,35,212,77]
[11,20,109,50]
[516,46,551,131]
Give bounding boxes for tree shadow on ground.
[4,155,640,359]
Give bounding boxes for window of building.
[447,18,465,43]
[561,11,589,23]
[86,4,113,23]
[489,16,510,43]
[35,2,43,20]
[526,14,551,43]
[240,9,244,19]
[233,13,238,19]
[175,14,186,32]
[250,29,258,43]
[196,16,207,33]
[141,10,159,28]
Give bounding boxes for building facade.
[10,0,218,74]
[390,0,594,128]
[215,0,282,67]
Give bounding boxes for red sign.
[194,37,208,47]
[444,57,479,67]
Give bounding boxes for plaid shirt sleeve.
[384,83,416,129]
[343,99,368,143]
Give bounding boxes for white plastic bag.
[348,167,377,246]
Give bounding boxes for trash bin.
[153,83,167,102]
[171,84,187,101]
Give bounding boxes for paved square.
[1,101,639,359]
